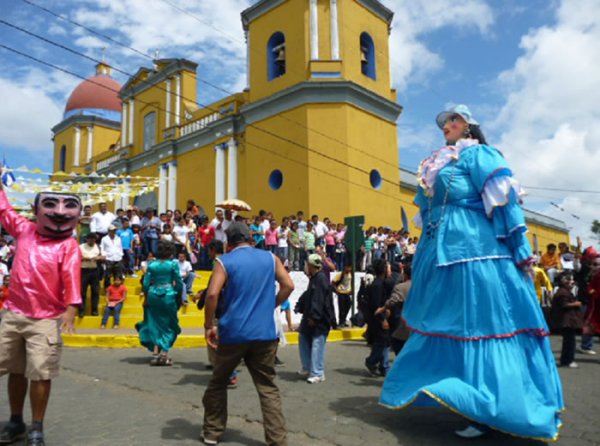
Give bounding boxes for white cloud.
[383,0,494,90]
[494,0,600,242]
[0,76,63,153]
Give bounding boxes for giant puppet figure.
[0,177,82,446]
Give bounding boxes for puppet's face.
[34,192,82,238]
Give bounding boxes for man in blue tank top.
[201,222,294,446]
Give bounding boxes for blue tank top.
[217,246,277,344]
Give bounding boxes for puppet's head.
[33,192,82,239]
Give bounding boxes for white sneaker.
[567,362,579,368]
[306,375,326,384]
[297,369,309,378]
[455,424,488,438]
[577,348,597,355]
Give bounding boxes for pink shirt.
[0,190,82,319]
[265,228,278,246]
[325,230,336,246]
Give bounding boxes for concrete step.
[75,312,205,329]
[63,327,365,348]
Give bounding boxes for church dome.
[64,63,122,121]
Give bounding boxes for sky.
[0,0,599,246]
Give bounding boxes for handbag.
[350,310,366,328]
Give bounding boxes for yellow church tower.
[52,62,122,175]
[240,0,403,225]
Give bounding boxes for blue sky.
[0,0,599,244]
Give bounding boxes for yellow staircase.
[65,273,365,348]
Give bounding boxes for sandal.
[150,353,173,366]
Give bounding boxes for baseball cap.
[307,254,323,269]
[225,222,251,244]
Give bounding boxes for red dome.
[65,75,122,113]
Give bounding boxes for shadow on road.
[162,418,264,445]
[329,396,548,446]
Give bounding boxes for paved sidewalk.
[1,336,598,445]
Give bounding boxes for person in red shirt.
[0,274,9,313]
[197,216,215,270]
[584,255,600,336]
[101,276,128,329]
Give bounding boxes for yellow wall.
[241,107,310,219]
[247,1,309,102]
[176,145,217,213]
[338,0,394,100]
[53,124,119,172]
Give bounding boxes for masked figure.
[0,186,82,446]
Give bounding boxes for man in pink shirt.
[0,179,82,446]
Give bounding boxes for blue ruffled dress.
[380,143,564,441]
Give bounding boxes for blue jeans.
[299,332,327,378]
[122,249,134,274]
[365,341,390,375]
[182,273,195,302]
[143,237,158,258]
[101,302,123,327]
[581,305,595,351]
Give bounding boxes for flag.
[1,156,16,187]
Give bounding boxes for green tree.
[592,219,600,241]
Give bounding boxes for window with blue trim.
[59,145,66,171]
[360,32,376,80]
[369,169,382,190]
[267,32,286,80]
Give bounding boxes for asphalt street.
[0,336,598,446]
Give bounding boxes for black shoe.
[26,430,45,446]
[274,357,285,367]
[91,312,99,316]
[0,421,26,444]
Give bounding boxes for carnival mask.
[33,192,82,238]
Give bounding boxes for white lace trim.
[496,224,527,239]
[482,176,526,217]
[417,138,479,197]
[437,255,513,267]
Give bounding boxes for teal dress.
[135,260,184,352]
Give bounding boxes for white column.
[73,126,81,166]
[174,74,181,126]
[86,126,94,162]
[245,30,250,89]
[227,138,237,199]
[214,145,226,205]
[167,161,177,211]
[122,179,130,209]
[128,99,134,145]
[310,0,319,60]
[158,164,167,214]
[121,102,128,146]
[330,0,340,60]
[165,78,171,128]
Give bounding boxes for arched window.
[59,145,66,171]
[267,32,286,80]
[143,112,156,151]
[360,32,376,80]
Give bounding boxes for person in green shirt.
[288,221,301,270]
[304,221,316,256]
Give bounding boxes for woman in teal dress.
[380,105,564,441]
[136,240,184,366]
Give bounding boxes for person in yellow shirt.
[539,243,561,284]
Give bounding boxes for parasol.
[216,198,252,212]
